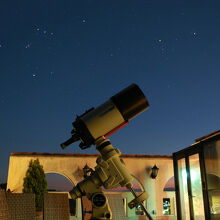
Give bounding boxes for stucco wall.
[7,152,175,218]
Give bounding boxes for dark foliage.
[23,159,47,209]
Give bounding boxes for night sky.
[1,0,220,183]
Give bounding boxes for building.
[7,130,219,219]
[173,130,220,220]
[7,152,175,219]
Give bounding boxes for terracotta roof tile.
[11,152,172,158]
[195,129,220,142]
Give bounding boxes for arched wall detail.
[7,153,99,193]
[163,176,175,191]
[45,171,75,187]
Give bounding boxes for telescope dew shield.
[111,84,149,121]
[61,83,150,149]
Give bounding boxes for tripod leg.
[128,186,153,220]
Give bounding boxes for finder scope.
[61,83,149,149]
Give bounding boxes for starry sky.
[1,0,220,183]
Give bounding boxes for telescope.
[61,84,149,149]
[61,84,152,220]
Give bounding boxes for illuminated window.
[163,198,171,215]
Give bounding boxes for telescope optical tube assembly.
[61,83,149,149]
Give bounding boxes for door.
[188,153,205,220]
[177,157,190,219]
[176,153,205,220]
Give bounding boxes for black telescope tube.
[110,84,149,121]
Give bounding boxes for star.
[82,19,86,23]
[191,32,198,37]
[32,74,37,77]
[25,43,31,49]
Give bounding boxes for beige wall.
[7,153,175,218]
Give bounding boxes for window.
[163,198,171,215]
[135,204,144,215]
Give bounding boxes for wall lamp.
[150,165,159,179]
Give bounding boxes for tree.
[0,183,7,190]
[23,159,47,210]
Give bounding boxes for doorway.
[173,145,209,220]
[175,153,205,220]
